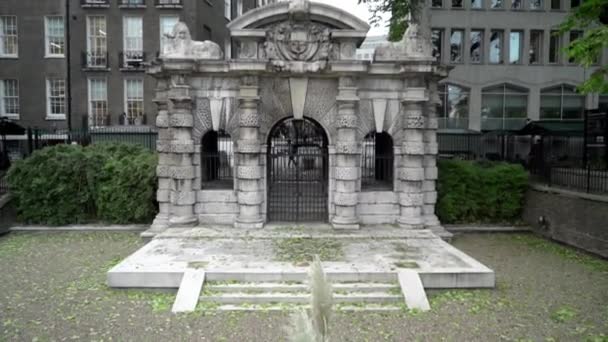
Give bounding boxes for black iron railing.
[0,172,8,195]
[81,0,110,7]
[82,51,109,69]
[119,51,146,70]
[154,0,183,8]
[201,130,234,189]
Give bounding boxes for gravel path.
[0,231,606,341]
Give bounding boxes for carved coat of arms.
[263,22,332,63]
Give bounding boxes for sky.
[311,0,389,36]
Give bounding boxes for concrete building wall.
[0,0,67,129]
[523,186,608,258]
[430,0,608,132]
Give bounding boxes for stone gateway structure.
[145,0,448,234]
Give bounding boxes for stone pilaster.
[423,79,442,229]
[149,80,171,233]
[398,99,426,229]
[331,77,360,230]
[235,76,264,229]
[164,74,197,227]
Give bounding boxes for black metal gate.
[267,117,328,222]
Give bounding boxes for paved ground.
[0,231,607,341]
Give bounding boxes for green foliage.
[559,0,608,94]
[437,160,529,224]
[550,306,578,323]
[7,143,158,225]
[359,0,421,41]
[273,238,344,265]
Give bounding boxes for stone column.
[148,80,171,234]
[422,79,441,229]
[398,95,426,229]
[331,76,360,230]
[235,76,264,229]
[162,74,197,227]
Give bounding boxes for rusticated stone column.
[331,76,360,230]
[149,80,171,233]
[235,76,264,229]
[423,79,441,229]
[398,97,426,229]
[160,74,197,227]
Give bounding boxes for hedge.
[7,143,157,225]
[437,160,529,224]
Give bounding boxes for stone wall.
[195,190,239,225]
[523,185,608,258]
[358,192,399,225]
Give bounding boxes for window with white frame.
[123,16,143,66]
[124,79,144,124]
[46,78,66,118]
[0,16,18,57]
[45,16,64,57]
[0,79,19,117]
[225,0,232,20]
[160,16,179,52]
[88,78,108,127]
[86,16,107,67]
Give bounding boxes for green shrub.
[437,160,528,224]
[7,143,157,225]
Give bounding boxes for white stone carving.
[162,22,223,60]
[372,99,388,133]
[289,78,308,120]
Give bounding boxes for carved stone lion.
[162,22,223,60]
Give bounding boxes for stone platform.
[107,225,495,289]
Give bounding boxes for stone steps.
[198,280,403,309]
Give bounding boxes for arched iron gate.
[267,117,329,222]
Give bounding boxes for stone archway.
[266,117,329,222]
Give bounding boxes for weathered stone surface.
[335,114,358,128]
[171,191,197,206]
[238,191,264,205]
[237,140,262,153]
[424,191,438,204]
[334,192,359,206]
[334,142,360,155]
[403,142,425,156]
[358,191,398,204]
[195,202,239,214]
[197,190,237,203]
[237,166,262,179]
[156,141,196,153]
[334,167,359,181]
[399,193,424,206]
[239,111,260,127]
[425,167,438,180]
[170,114,195,128]
[398,168,425,181]
[157,165,195,179]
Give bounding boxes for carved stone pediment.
[263,22,332,63]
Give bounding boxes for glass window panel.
[123,17,143,52]
[450,30,464,63]
[482,94,504,118]
[432,0,443,7]
[549,31,560,63]
[529,31,543,64]
[571,0,580,8]
[46,17,64,56]
[452,0,463,7]
[432,29,442,60]
[47,79,66,115]
[225,0,232,19]
[551,0,561,9]
[1,79,19,115]
[540,95,561,119]
[511,0,522,9]
[447,85,469,119]
[505,95,527,118]
[125,79,144,122]
[568,31,582,63]
[471,0,483,8]
[490,30,503,64]
[0,16,18,56]
[491,0,503,8]
[530,0,543,9]
[160,16,180,51]
[470,30,483,63]
[89,78,108,127]
[509,31,523,64]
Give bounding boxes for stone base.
[141,215,171,238]
[169,215,198,228]
[427,225,454,241]
[331,217,360,230]
[234,218,265,229]
[398,217,425,230]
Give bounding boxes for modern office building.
[429,0,608,132]
[0,0,260,131]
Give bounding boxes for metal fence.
[0,171,8,195]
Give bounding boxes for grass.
[509,234,608,273]
[272,237,344,265]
